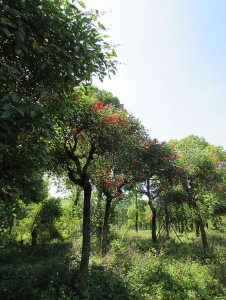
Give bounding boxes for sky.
[79,0,226,149]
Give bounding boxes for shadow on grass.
[0,242,141,300]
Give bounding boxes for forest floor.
[1,224,226,299]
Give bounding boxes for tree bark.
[9,216,14,235]
[148,200,157,243]
[165,207,170,239]
[194,219,200,237]
[101,196,112,256]
[80,179,92,275]
[135,193,139,232]
[192,201,208,256]
[31,227,37,246]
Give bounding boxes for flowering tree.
[167,135,226,255]
[94,127,147,255]
[49,87,147,273]
[136,139,178,242]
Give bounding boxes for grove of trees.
[1,1,226,299]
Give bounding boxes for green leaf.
[2,103,13,110]
[0,110,12,119]
[78,1,86,9]
[12,93,20,101]
[41,62,47,70]
[1,236,8,247]
[0,124,11,133]
[32,39,38,49]
[30,111,37,118]
[0,27,10,37]
[16,107,25,116]
[98,22,106,30]
[0,75,7,81]
[14,27,25,43]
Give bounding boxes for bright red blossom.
[106,115,116,124]
[215,162,221,166]
[88,101,104,111]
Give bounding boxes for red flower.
[138,173,145,179]
[170,145,175,149]
[104,168,111,174]
[161,141,166,146]
[215,162,221,166]
[106,115,116,124]
[214,188,220,192]
[88,101,104,111]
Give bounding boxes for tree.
[30,197,62,246]
[137,140,177,242]
[167,135,226,255]
[49,87,147,274]
[0,0,117,170]
[0,0,117,227]
[0,169,48,244]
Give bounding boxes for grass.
[0,225,226,299]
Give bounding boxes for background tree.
[30,197,62,246]
[137,140,177,242]
[167,135,226,255]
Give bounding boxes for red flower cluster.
[215,162,221,166]
[161,141,166,146]
[88,101,104,111]
[104,168,111,175]
[106,115,116,124]
[138,173,145,179]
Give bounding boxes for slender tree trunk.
[9,216,14,234]
[101,196,112,256]
[148,200,157,243]
[151,209,157,242]
[31,227,37,246]
[165,207,170,239]
[194,219,200,237]
[80,180,92,275]
[135,193,139,232]
[192,201,208,256]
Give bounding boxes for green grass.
[1,226,226,299]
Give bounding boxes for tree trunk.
[80,180,92,275]
[151,209,157,242]
[192,201,208,256]
[148,200,157,243]
[165,219,170,239]
[31,227,37,246]
[194,219,200,237]
[165,207,170,239]
[135,193,138,232]
[9,216,14,234]
[101,196,112,256]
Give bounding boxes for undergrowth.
[1,227,226,299]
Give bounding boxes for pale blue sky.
[81,0,226,148]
